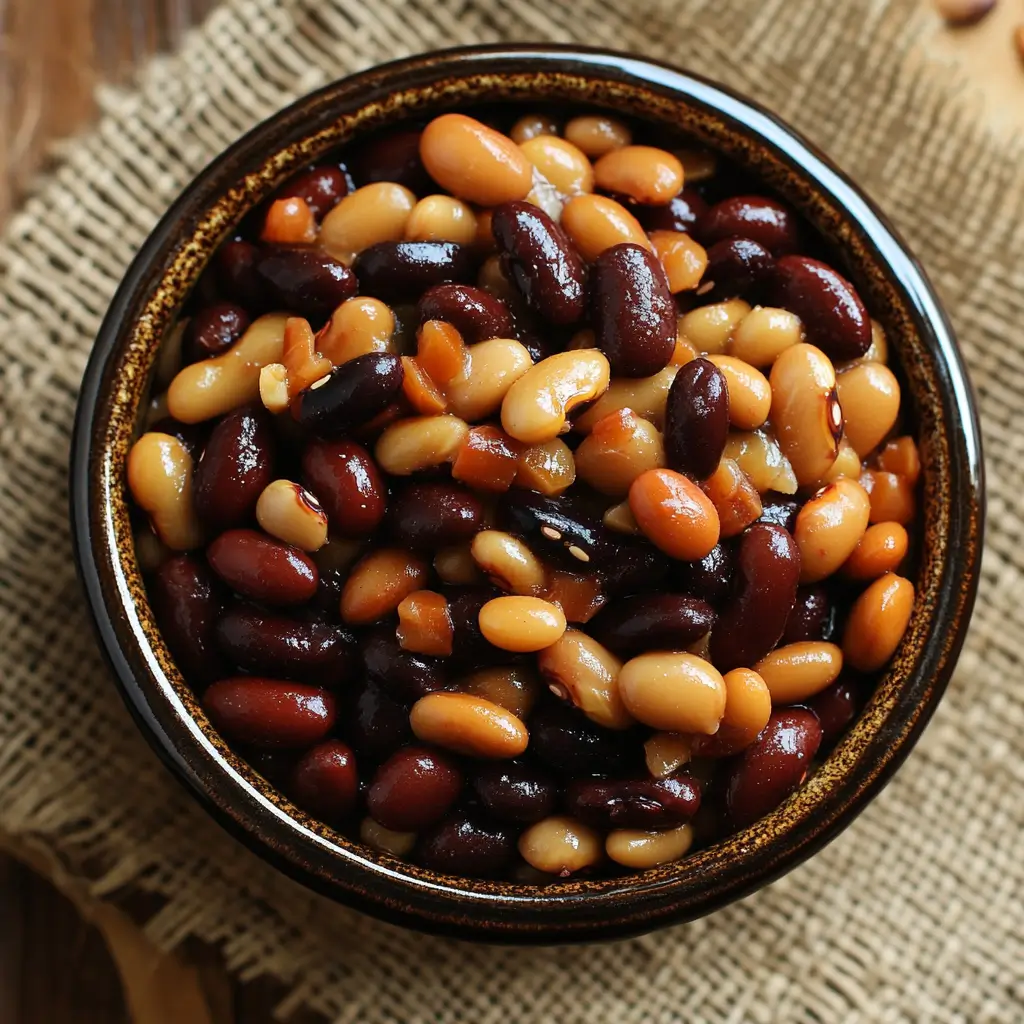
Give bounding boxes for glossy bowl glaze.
[71,45,983,942]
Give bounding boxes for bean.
[518,815,603,875]
[146,416,206,462]
[782,585,836,644]
[375,414,469,475]
[344,682,413,760]
[696,195,799,255]
[317,296,396,365]
[514,437,577,495]
[255,246,356,322]
[561,193,652,263]
[772,255,871,361]
[702,457,763,538]
[397,591,454,657]
[725,708,822,829]
[573,365,677,433]
[875,436,921,485]
[649,230,708,292]
[490,200,587,325]
[291,353,403,438]
[818,439,862,486]
[470,530,545,595]
[842,521,909,580]
[678,299,751,356]
[758,493,799,532]
[416,817,514,877]
[290,740,358,822]
[203,677,335,749]
[592,243,676,377]
[606,824,694,869]
[418,283,514,344]
[277,164,349,220]
[567,773,701,830]
[538,629,631,729]
[318,181,416,263]
[574,409,665,497]
[707,355,771,430]
[710,522,800,672]
[359,626,448,704]
[510,113,560,144]
[618,652,726,734]
[593,145,683,205]
[636,187,709,233]
[661,357,730,480]
[564,114,631,157]
[644,732,693,778]
[367,746,462,832]
[460,666,542,720]
[671,542,735,606]
[340,547,428,625]
[354,241,474,302]
[215,239,265,309]
[693,667,772,757]
[478,596,566,652]
[410,692,529,758]
[128,433,204,550]
[629,467,720,561]
[388,482,482,549]
[261,197,317,246]
[350,130,431,193]
[519,134,593,194]
[404,195,477,245]
[254,480,328,552]
[529,702,635,775]
[150,555,224,683]
[755,641,843,703]
[836,361,901,456]
[807,675,863,745]
[843,572,915,672]
[444,338,534,421]
[700,237,776,302]
[184,302,251,362]
[471,761,555,824]
[794,478,871,583]
[360,816,417,857]
[301,439,386,536]
[206,529,318,606]
[590,593,715,657]
[729,306,803,367]
[860,469,917,525]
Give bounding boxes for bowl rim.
[71,43,984,942]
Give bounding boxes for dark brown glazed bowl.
[71,45,983,942]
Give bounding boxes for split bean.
[396,590,454,657]
[453,425,521,493]
[574,365,677,433]
[723,428,799,494]
[702,457,763,538]
[514,437,577,495]
[644,732,693,779]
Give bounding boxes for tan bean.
[842,521,909,580]
[459,666,542,720]
[649,230,708,293]
[675,148,717,183]
[670,330,699,366]
[502,350,610,443]
[519,135,594,195]
[818,439,862,486]
[316,296,395,365]
[564,114,632,157]
[410,692,528,758]
[843,573,915,672]
[374,415,470,475]
[471,530,546,595]
[478,595,567,652]
[340,547,428,625]
[875,436,921,485]
[420,114,533,206]
[728,306,804,367]
[606,823,694,869]
[574,409,665,497]
[514,438,577,496]
[629,468,720,560]
[538,629,632,730]
[255,479,328,552]
[510,113,560,144]
[693,668,772,756]
[434,542,485,586]
[755,642,843,704]
[701,458,762,538]
[593,145,684,205]
[860,468,917,525]
[836,361,901,456]
[678,299,752,355]
[320,182,417,263]
[443,337,533,421]
[403,194,478,245]
[723,428,799,494]
[397,590,454,657]
[167,314,288,423]
[839,318,889,369]
[127,433,203,550]
[560,194,652,263]
[603,500,641,534]
[770,343,843,486]
[794,477,872,583]
[644,732,693,778]
[360,816,417,857]
[707,354,772,430]
[518,815,603,874]
[618,652,727,734]
[573,365,678,432]
[261,196,317,245]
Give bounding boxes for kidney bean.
[416,817,514,877]
[361,627,450,702]
[592,243,676,377]
[203,677,336,749]
[246,750,300,788]
[529,702,637,775]
[215,604,355,685]
[636,187,709,233]
[193,405,275,531]
[289,740,358,822]
[292,353,404,438]
[491,200,587,326]
[149,554,224,684]
[771,255,871,361]
[184,302,251,362]
[567,773,701,829]
[417,283,514,344]
[472,761,557,823]
[367,746,463,832]
[206,529,318,606]
[700,237,776,302]
[277,164,349,220]
[672,542,736,607]
[782,586,837,645]
[444,585,508,668]
[344,682,412,761]
[807,674,864,745]
[215,239,265,310]
[301,439,386,536]
[695,195,800,255]
[388,482,483,549]
[758,493,799,533]
[353,241,474,302]
[590,594,715,657]
[725,708,822,829]
[349,129,432,193]
[710,523,800,672]
[663,357,730,479]
[148,417,207,462]
[256,246,356,322]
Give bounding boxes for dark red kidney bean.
[289,740,358,822]
[184,302,251,362]
[367,746,463,832]
[589,594,715,657]
[215,604,355,685]
[529,703,637,775]
[388,482,482,548]
[758,493,799,533]
[353,241,474,302]
[311,567,347,619]
[695,195,800,255]
[149,417,207,462]
[472,761,556,824]
[782,586,836,645]
[193,405,275,531]
[636,187,709,233]
[592,243,675,377]
[292,353,404,438]
[664,357,730,479]
[491,200,587,326]
[203,677,336,749]
[603,537,668,596]
[206,529,318,606]
[710,523,800,672]
[246,750,299,788]
[361,627,449,702]
[567,772,701,830]
[700,237,775,302]
[276,164,349,220]
[344,682,412,761]
[150,554,224,684]
[806,675,864,746]
[301,439,386,536]
[349,129,432,194]
[725,708,822,829]
[215,239,265,310]
[672,542,736,607]
[771,255,871,361]
[416,817,514,877]
[256,246,356,322]
[417,283,514,344]
[444,586,508,668]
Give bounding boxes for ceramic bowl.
[71,45,983,942]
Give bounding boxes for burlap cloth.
[1,0,1022,1020]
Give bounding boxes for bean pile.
[128,108,919,881]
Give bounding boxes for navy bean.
[567,773,701,829]
[354,241,474,301]
[417,283,514,343]
[472,761,557,824]
[203,677,336,749]
[301,439,386,536]
[758,493,799,533]
[672,542,736,607]
[699,237,775,302]
[344,682,412,761]
[367,746,463,832]
[529,702,637,775]
[292,353,404,438]
[589,594,715,657]
[782,586,837,644]
[388,482,482,549]
[636,187,709,233]
[184,302,251,362]
[696,195,800,255]
[290,740,359,822]
[256,246,356,322]
[416,817,514,877]
[664,356,730,479]
[592,243,676,377]
[206,529,318,606]
[361,627,450,702]
[806,675,864,746]
[276,164,349,220]
[491,200,587,325]
[349,129,432,194]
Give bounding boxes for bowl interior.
[72,46,983,941]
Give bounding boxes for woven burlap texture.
[1,0,1021,1020]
